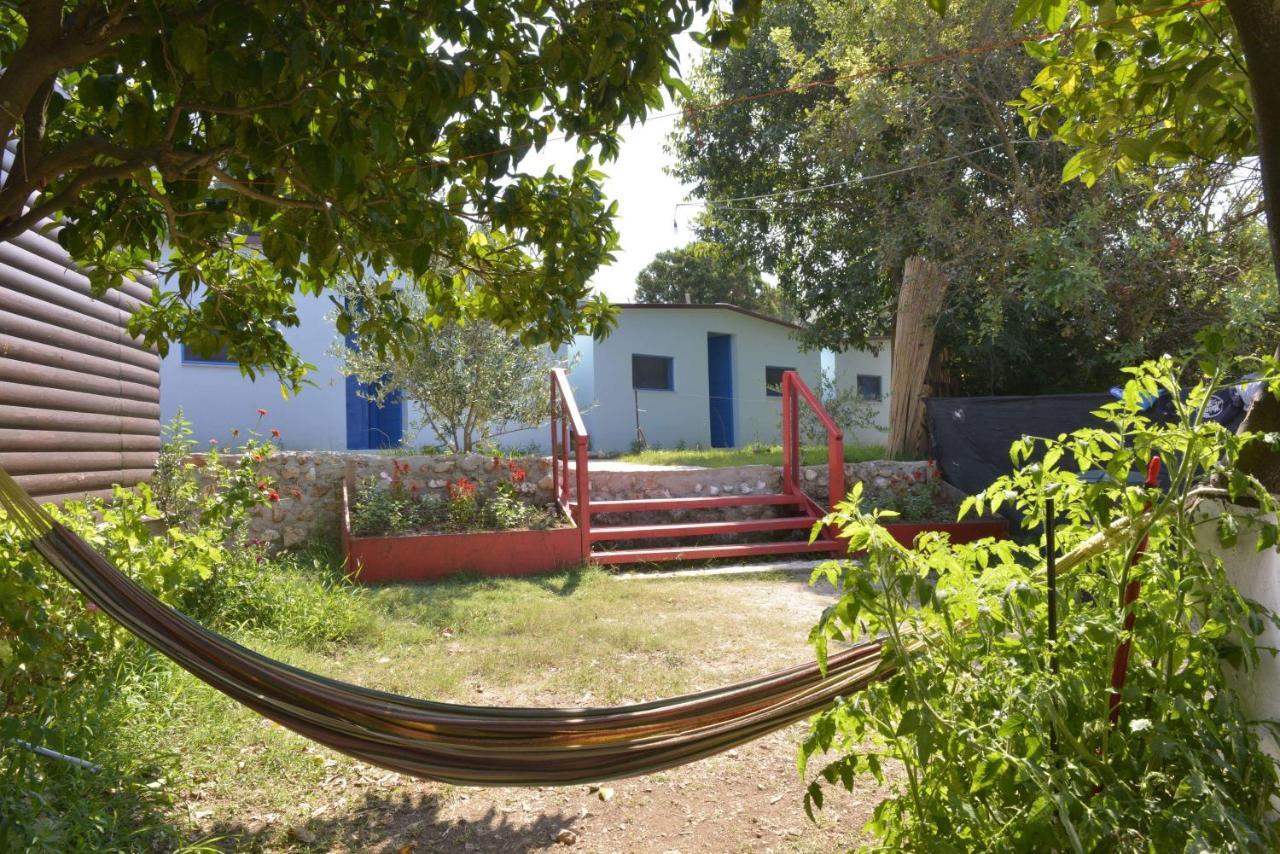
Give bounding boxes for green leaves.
[802,351,1280,850]
[1016,0,1255,187]
[1,0,763,391]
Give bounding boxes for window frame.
[631,353,676,391]
[764,365,796,397]
[180,343,238,366]
[856,373,883,401]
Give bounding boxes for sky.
[521,37,705,303]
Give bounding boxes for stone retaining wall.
[241,451,933,547]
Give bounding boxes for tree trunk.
[887,257,950,460]
[1225,0,1280,492]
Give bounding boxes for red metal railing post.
[829,431,845,509]
[781,374,793,490]
[550,368,592,559]
[574,433,590,559]
[561,415,570,504]
[550,376,560,501]
[782,371,845,509]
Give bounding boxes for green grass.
[9,557,829,852]
[616,442,890,468]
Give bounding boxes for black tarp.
[926,393,1113,501]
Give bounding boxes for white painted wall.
[163,298,883,455]
[160,292,348,450]
[585,306,823,454]
[832,339,893,444]
[1197,503,1280,771]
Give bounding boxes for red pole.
[1106,455,1162,726]
[575,434,590,559]
[550,375,559,502]
[829,431,845,509]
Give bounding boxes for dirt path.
[190,575,893,852]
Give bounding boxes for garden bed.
[340,474,581,584]
[856,474,1009,546]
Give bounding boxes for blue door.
[343,314,405,449]
[345,375,405,450]
[707,333,735,447]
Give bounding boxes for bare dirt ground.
[186,574,895,852]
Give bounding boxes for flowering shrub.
[350,460,559,536]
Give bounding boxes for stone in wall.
[229,451,936,548]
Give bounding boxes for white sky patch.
[519,34,703,303]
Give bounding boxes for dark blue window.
[632,354,674,391]
[181,343,236,365]
[857,374,883,400]
[765,366,794,397]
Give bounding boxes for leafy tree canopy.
[0,0,759,391]
[670,0,1274,395]
[634,240,788,317]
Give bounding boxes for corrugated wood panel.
[2,141,161,503]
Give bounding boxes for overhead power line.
[675,140,1047,213]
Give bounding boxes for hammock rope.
[0,468,898,786]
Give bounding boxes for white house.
[160,300,891,454]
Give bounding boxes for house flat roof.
[612,302,805,332]
[612,303,892,342]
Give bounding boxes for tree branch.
[208,165,328,211]
[0,159,146,243]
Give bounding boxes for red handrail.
[550,368,590,558]
[781,371,845,510]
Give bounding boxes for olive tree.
[333,277,561,453]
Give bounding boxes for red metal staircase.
[551,368,848,566]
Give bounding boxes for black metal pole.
[1046,497,1058,757]
[1047,497,1058,676]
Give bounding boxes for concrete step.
[589,515,818,543]
[577,493,806,514]
[590,539,843,566]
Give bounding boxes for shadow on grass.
[201,789,578,853]
[529,565,586,597]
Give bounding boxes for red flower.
[251,452,264,463]
[267,489,281,502]
[257,481,268,492]
[271,428,281,438]
[447,478,477,500]
[913,469,924,481]
[257,408,268,417]
[510,466,527,483]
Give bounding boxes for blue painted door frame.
[343,310,405,449]
[707,333,735,448]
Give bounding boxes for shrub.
[802,351,1280,850]
[858,476,946,522]
[1,416,368,849]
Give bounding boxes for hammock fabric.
[1,469,894,786]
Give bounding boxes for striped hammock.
[1,470,894,786]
